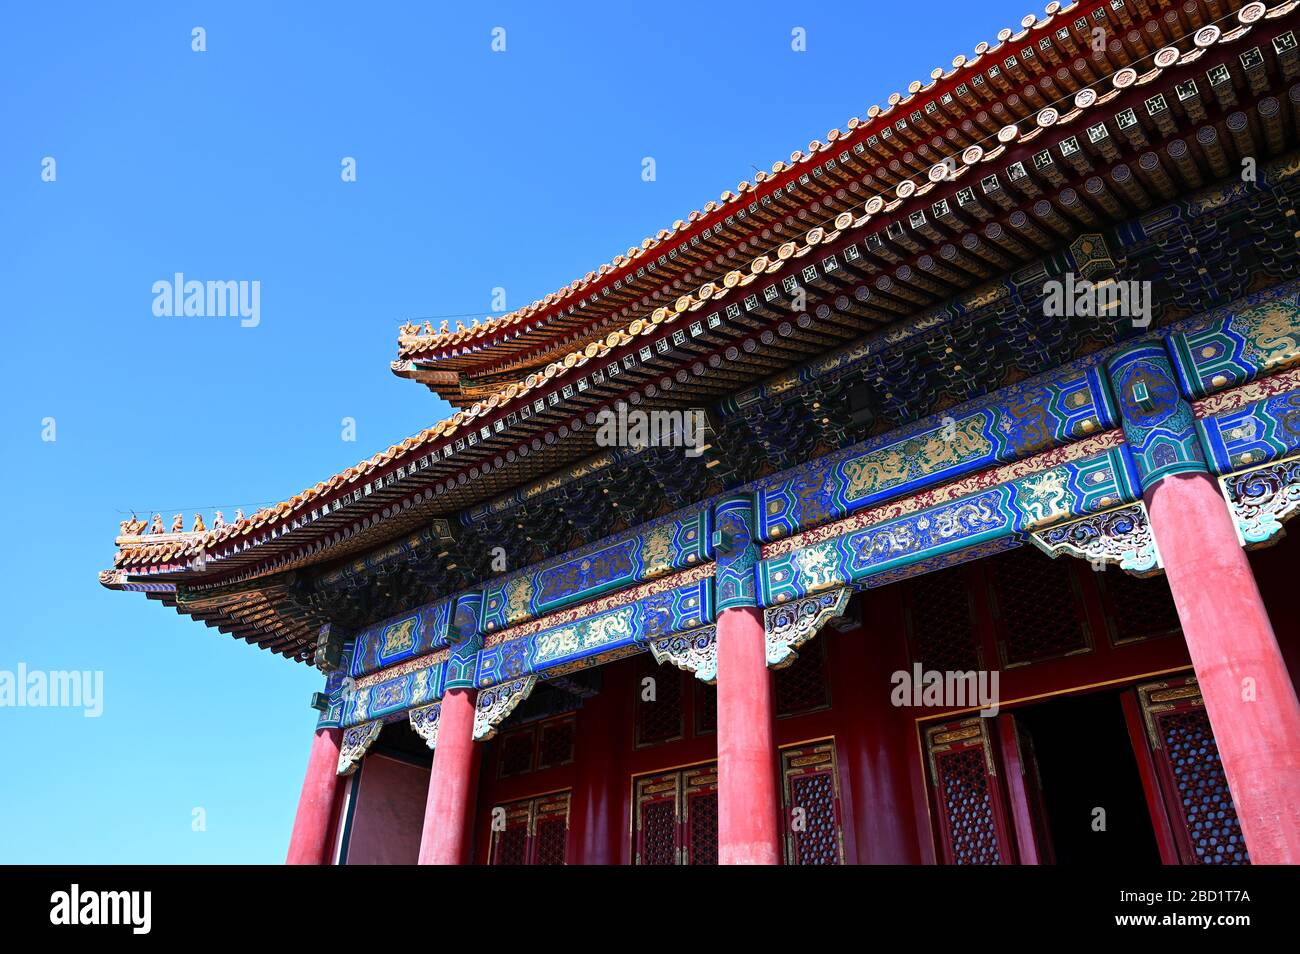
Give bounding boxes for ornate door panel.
[532,792,571,864]
[634,770,682,865]
[634,763,719,865]
[683,764,719,866]
[488,791,571,865]
[780,741,845,865]
[924,717,1017,864]
[1136,678,1250,865]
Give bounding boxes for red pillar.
[286,727,344,865]
[1145,472,1300,864]
[572,676,621,864]
[831,587,926,863]
[997,715,1041,865]
[417,688,480,865]
[715,605,781,865]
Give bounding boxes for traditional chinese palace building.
[104,0,1300,865]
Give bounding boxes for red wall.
[469,602,927,864]
[343,753,430,865]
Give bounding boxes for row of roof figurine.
[118,511,245,537]
[399,319,464,337]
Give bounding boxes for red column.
[997,716,1041,865]
[286,727,344,865]
[831,587,925,863]
[417,688,480,865]
[572,675,620,864]
[1145,472,1300,864]
[716,605,781,865]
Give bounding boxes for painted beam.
[1198,386,1300,475]
[478,506,711,633]
[755,363,1115,540]
[1167,286,1300,398]
[758,447,1139,606]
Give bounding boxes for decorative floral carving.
[1221,456,1300,547]
[1029,503,1162,577]
[473,675,537,741]
[337,721,383,776]
[764,588,851,669]
[408,702,442,749]
[649,626,718,684]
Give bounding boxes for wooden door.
[1133,677,1250,865]
[923,716,1017,864]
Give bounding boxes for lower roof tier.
[103,268,1300,662]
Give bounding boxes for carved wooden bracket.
[1029,502,1162,577]
[764,588,851,669]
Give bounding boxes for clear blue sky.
[0,0,1035,862]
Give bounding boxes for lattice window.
[906,566,981,672]
[694,680,717,736]
[775,636,830,716]
[1098,570,1181,645]
[489,800,532,865]
[636,656,684,747]
[634,763,719,865]
[781,741,844,865]
[684,765,719,865]
[1138,678,1250,866]
[1162,708,1247,864]
[989,546,1090,666]
[924,717,1013,865]
[938,747,1001,864]
[493,825,529,865]
[497,726,535,778]
[533,817,567,864]
[635,771,681,865]
[488,791,571,865]
[641,799,679,865]
[537,715,576,769]
[532,793,571,865]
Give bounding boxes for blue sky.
[0,1,1035,862]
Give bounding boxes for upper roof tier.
[392,0,1229,405]
[109,0,1285,585]
[103,0,1300,660]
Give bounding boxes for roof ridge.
[396,1,1086,357]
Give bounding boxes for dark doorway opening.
[1015,690,1161,865]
